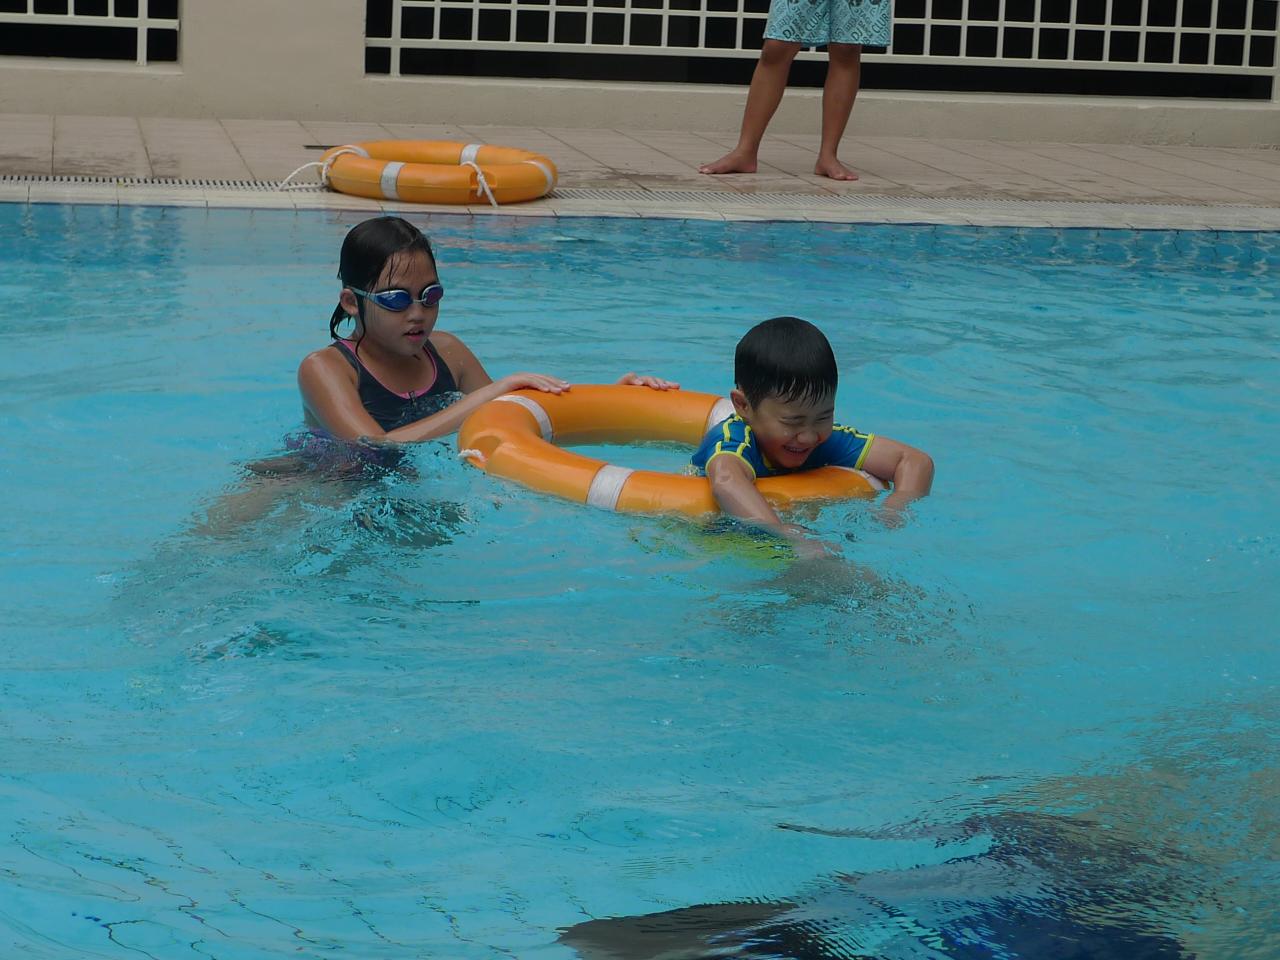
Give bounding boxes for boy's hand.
[875,500,908,529]
[617,372,680,391]
[781,523,842,560]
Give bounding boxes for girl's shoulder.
[298,341,355,382]
[428,330,485,391]
[428,329,476,364]
[428,329,465,349]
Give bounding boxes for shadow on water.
[558,686,1280,960]
[562,889,1189,960]
[559,695,1280,960]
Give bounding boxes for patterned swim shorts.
[763,0,892,47]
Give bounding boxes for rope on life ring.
[457,384,884,517]
[282,140,557,206]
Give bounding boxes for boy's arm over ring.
[860,436,935,516]
[706,453,784,529]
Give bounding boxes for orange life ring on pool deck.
[320,140,557,205]
[457,385,884,517]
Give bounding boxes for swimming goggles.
[349,282,445,311]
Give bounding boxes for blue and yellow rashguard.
[690,415,875,478]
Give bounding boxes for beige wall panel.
[1,0,1276,146]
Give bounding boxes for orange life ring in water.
[457,385,884,516]
[320,140,557,205]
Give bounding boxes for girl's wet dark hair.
[329,216,437,340]
[735,316,838,407]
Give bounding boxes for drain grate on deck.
[552,187,900,207]
[0,174,325,191]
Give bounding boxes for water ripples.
[2,206,1277,957]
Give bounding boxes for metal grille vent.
[0,175,324,192]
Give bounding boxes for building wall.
[1,0,1277,146]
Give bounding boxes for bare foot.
[814,157,859,181]
[699,150,758,175]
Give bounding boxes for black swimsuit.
[331,338,461,431]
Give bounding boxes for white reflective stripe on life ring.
[586,464,634,511]
[460,143,484,165]
[495,394,553,441]
[521,159,556,194]
[832,467,886,492]
[379,161,404,201]
[706,396,735,431]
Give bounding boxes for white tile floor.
[1,112,1278,229]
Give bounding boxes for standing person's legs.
[815,0,891,179]
[700,40,803,174]
[815,42,862,181]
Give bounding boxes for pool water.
[1,204,1276,959]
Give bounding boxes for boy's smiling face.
[732,388,836,471]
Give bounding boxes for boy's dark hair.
[735,316,838,407]
[329,216,436,340]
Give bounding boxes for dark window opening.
[360,0,1275,100]
[1,23,142,60]
[1,0,178,61]
[370,48,1273,99]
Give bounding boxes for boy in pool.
[692,316,933,542]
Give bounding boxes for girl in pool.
[298,216,675,442]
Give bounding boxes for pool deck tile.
[1,111,1278,229]
[298,121,397,145]
[542,202,645,219]
[27,182,120,205]
[0,113,54,176]
[464,202,560,218]
[1014,141,1277,205]
[138,118,254,181]
[115,185,211,207]
[52,115,151,179]
[718,209,798,222]
[0,182,30,203]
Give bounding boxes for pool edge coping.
[2,180,1278,231]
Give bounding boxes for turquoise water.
[1,203,1277,958]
